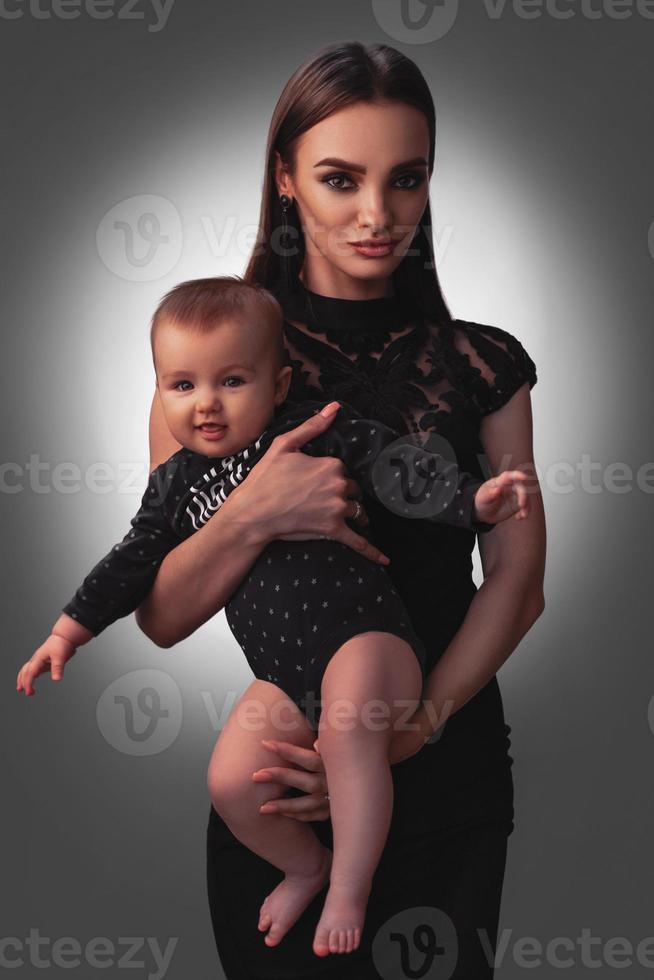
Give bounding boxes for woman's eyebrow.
[313,156,428,174]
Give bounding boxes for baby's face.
[155,317,290,458]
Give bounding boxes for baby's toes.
[264,921,283,947]
[258,899,272,932]
[313,925,331,957]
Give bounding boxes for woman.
[137,41,546,979]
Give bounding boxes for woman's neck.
[299,264,395,301]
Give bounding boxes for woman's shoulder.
[445,316,538,418]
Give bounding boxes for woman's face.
[275,99,431,298]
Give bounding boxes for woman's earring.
[279,194,295,292]
[280,194,292,247]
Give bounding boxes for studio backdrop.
[3,2,652,978]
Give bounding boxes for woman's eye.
[324,173,355,191]
[322,172,425,192]
[395,173,424,190]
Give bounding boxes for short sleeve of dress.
[451,319,538,418]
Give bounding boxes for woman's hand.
[252,709,433,822]
[230,401,390,566]
[252,739,331,822]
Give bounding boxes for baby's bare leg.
[313,632,423,957]
[207,679,332,948]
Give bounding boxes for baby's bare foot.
[313,874,371,956]
[258,848,332,947]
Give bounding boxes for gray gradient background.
[2,1,653,977]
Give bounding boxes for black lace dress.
[206,278,538,980]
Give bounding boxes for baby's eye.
[223,377,244,387]
[173,380,193,391]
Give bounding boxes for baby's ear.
[276,365,293,401]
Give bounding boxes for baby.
[16,276,529,959]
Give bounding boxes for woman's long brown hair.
[242,40,453,327]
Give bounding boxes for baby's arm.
[16,460,183,696]
[471,470,530,525]
[302,402,528,533]
[16,614,94,696]
[61,470,182,638]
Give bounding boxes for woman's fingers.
[252,765,326,795]
[340,527,390,565]
[343,479,369,526]
[260,739,324,771]
[335,478,385,559]
[260,795,331,822]
[276,401,341,453]
[252,744,331,822]
[261,793,321,811]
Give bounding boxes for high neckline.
[274,276,419,333]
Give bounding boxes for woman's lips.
[197,424,227,440]
[350,241,394,258]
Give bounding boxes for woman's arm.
[148,385,183,469]
[415,382,546,738]
[135,390,386,648]
[135,388,267,647]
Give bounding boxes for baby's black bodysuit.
[63,398,494,727]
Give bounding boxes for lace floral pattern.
[283,319,436,435]
[274,279,537,444]
[299,317,402,357]
[452,320,538,417]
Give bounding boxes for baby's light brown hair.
[150,275,287,376]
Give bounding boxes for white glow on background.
[22,89,639,734]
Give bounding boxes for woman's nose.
[357,189,392,231]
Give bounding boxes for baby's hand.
[16,634,77,697]
[473,470,531,525]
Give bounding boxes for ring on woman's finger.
[324,793,330,800]
[351,500,362,521]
